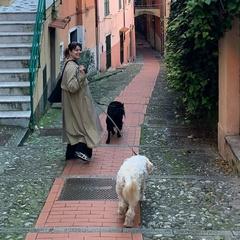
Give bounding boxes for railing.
[29,0,46,128]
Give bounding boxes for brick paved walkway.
[25,47,160,240]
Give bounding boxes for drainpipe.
[123,0,126,28]
[162,0,166,55]
[94,0,99,71]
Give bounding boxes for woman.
[61,42,102,161]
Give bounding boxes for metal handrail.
[29,0,46,128]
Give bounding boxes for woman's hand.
[79,65,86,73]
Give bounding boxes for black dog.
[106,101,125,144]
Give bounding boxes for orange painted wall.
[58,0,95,49]
[58,0,79,50]
[58,0,136,70]
[218,18,240,158]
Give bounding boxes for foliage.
[51,5,58,20]
[165,0,239,122]
[78,49,95,74]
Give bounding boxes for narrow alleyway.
[24,41,160,239]
[24,37,240,240]
[0,35,240,240]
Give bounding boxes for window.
[104,0,110,16]
[70,29,77,42]
[119,0,122,10]
[68,26,85,50]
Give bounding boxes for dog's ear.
[145,157,153,173]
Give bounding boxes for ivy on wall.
[165,0,240,123]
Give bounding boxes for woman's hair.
[64,42,82,59]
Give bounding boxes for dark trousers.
[65,142,92,160]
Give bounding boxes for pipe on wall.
[94,0,99,70]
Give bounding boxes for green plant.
[51,5,58,20]
[78,49,95,74]
[165,0,239,123]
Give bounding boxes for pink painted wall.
[98,0,136,70]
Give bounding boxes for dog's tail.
[122,176,140,206]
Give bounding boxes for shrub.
[165,0,238,123]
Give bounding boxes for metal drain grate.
[58,178,118,201]
[0,134,12,146]
[39,128,62,136]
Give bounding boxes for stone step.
[0,95,30,111]
[0,68,29,82]
[0,32,33,44]
[0,56,30,68]
[0,43,32,56]
[0,110,31,128]
[0,12,36,21]
[0,12,35,128]
[0,21,35,32]
[0,82,30,95]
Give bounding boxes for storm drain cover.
[58,178,118,201]
[39,128,62,136]
[0,134,12,146]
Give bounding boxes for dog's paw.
[123,220,133,228]
[118,206,125,215]
[117,132,121,138]
[106,139,110,144]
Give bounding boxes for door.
[106,34,111,69]
[49,28,56,107]
[120,32,124,64]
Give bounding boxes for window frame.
[104,0,110,16]
[119,0,122,10]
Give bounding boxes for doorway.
[120,32,124,64]
[106,34,111,69]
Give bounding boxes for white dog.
[116,155,153,227]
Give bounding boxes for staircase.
[0,12,36,128]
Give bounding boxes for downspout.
[123,0,125,28]
[94,0,99,71]
[162,0,166,55]
[123,0,126,62]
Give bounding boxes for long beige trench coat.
[61,61,102,148]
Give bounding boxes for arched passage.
[135,7,164,53]
[135,8,161,18]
